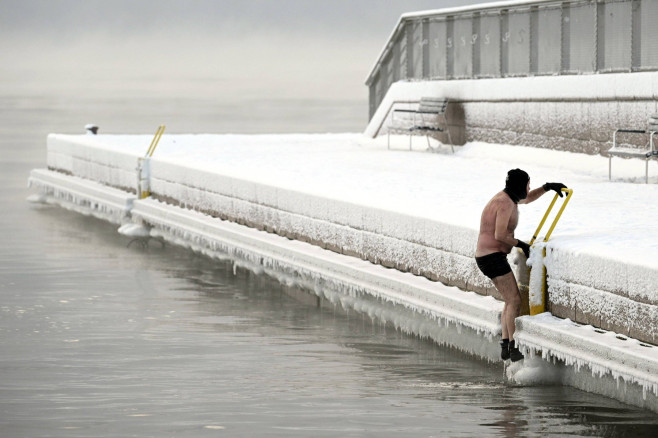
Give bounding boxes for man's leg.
[492,272,521,340]
[500,303,509,339]
[499,302,510,360]
[492,272,524,361]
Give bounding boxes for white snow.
[513,313,658,410]
[117,223,150,237]
[28,130,658,411]
[36,131,658,309]
[42,132,658,269]
[365,73,658,138]
[525,250,542,308]
[28,168,134,224]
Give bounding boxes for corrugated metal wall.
[367,0,658,120]
[478,12,501,78]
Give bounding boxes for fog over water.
[0,0,490,105]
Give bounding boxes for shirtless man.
[475,169,566,361]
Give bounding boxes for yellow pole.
[528,188,573,315]
[145,125,165,158]
[542,188,573,242]
[529,194,559,245]
[145,127,158,157]
[529,245,549,316]
[138,125,166,199]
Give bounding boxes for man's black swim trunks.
[475,252,512,279]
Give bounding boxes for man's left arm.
[521,182,567,204]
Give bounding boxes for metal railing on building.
[366,0,658,120]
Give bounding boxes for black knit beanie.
[504,168,529,203]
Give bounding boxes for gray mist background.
[1,0,492,129]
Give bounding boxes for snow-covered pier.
[28,132,658,411]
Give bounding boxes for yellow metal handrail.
[137,125,166,199]
[145,125,165,158]
[530,188,573,245]
[528,188,573,315]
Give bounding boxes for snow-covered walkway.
[44,132,658,268]
[28,132,658,411]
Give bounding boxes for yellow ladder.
[527,188,573,315]
[138,125,166,199]
[145,125,165,158]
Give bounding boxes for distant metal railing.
[366,0,658,120]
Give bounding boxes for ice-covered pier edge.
[28,133,658,412]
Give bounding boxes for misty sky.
[1,0,496,101]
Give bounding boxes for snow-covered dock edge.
[28,167,658,413]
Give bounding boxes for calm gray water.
[1,84,658,437]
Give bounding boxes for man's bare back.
[475,191,519,257]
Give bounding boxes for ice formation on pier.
[27,132,658,411]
